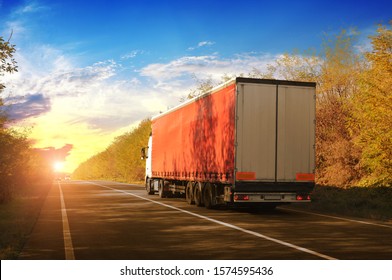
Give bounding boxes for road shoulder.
[18,183,65,260]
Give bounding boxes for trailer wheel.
[185,181,194,205]
[203,183,217,209]
[158,180,168,198]
[146,179,155,195]
[194,182,204,207]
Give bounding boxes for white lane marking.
[58,182,75,260]
[89,181,336,260]
[283,208,392,229]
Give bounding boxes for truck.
[141,77,316,209]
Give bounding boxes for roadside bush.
[0,129,30,203]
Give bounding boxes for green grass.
[0,182,51,259]
[293,185,392,221]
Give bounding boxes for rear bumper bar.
[234,181,314,193]
[233,192,311,203]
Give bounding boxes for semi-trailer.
[141,77,316,209]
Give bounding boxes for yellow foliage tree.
[352,22,392,186]
[73,119,152,183]
[315,30,364,187]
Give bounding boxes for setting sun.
[53,161,65,172]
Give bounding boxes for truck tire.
[186,181,194,205]
[158,180,168,198]
[146,179,154,195]
[194,182,204,207]
[203,183,217,209]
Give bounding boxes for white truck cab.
[142,134,158,194]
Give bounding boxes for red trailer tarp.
[152,83,236,183]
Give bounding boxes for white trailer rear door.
[235,81,315,183]
[277,85,315,182]
[236,83,276,181]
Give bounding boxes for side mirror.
[141,147,148,160]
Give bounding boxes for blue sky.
[0,0,391,172]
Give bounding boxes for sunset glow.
[53,161,64,172]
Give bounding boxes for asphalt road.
[19,180,392,260]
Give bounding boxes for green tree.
[0,129,30,202]
[351,22,392,186]
[0,35,34,203]
[0,35,18,94]
[1,36,17,127]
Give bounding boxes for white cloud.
[121,50,145,60]
[15,1,48,15]
[3,45,116,97]
[140,55,218,80]
[188,41,215,50]
[141,52,278,83]
[198,41,215,47]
